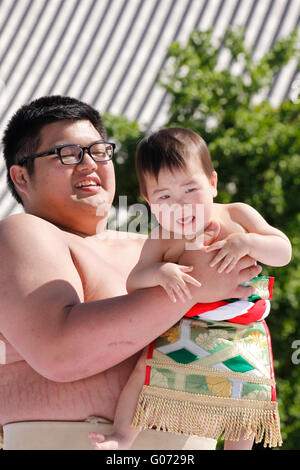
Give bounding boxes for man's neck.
[56,219,108,238]
[56,224,94,238]
[34,212,107,238]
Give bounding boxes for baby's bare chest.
[162,216,246,264]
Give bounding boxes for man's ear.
[211,171,218,197]
[10,165,31,197]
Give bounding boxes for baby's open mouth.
[176,215,195,225]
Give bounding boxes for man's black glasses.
[19,141,116,166]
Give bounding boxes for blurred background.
[0,0,300,450]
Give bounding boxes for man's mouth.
[74,178,101,192]
[75,180,99,188]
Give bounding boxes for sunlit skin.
[0,120,265,450]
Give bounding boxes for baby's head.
[136,128,217,236]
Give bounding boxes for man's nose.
[76,149,98,171]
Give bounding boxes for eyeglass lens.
[60,143,114,164]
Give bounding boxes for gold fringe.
[132,386,282,448]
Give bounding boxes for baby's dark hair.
[2,95,106,204]
[136,127,214,198]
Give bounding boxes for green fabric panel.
[167,348,199,364]
[185,374,210,394]
[242,382,272,401]
[223,355,255,372]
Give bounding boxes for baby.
[89,127,291,450]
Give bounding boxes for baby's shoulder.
[214,202,252,219]
[213,202,256,235]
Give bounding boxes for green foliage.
[158,27,300,450]
[102,112,145,206]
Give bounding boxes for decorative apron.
[133,276,282,448]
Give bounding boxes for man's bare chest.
[67,235,143,301]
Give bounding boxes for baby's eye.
[186,188,196,193]
[159,195,170,200]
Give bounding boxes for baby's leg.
[224,429,254,450]
[89,347,148,450]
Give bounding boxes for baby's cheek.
[151,204,173,231]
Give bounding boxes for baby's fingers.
[178,265,194,272]
[174,282,189,302]
[204,240,226,252]
[209,250,227,267]
[216,255,235,273]
[164,286,177,303]
[183,274,202,288]
[225,258,239,273]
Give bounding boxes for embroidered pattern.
[133,278,282,448]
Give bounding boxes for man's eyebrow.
[39,142,71,151]
[52,142,75,148]
[49,140,102,148]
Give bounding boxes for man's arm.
[0,214,261,383]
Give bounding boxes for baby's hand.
[204,233,250,273]
[203,220,221,246]
[157,263,202,303]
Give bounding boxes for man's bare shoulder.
[0,213,68,256]
[0,212,83,317]
[0,212,59,233]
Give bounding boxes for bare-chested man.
[0,96,261,450]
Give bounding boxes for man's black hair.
[2,95,106,205]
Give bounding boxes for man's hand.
[178,248,261,303]
[229,256,262,298]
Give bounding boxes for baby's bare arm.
[229,203,292,266]
[126,237,166,292]
[126,231,202,302]
[205,203,291,271]
[127,261,165,292]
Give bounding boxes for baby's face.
[145,159,217,237]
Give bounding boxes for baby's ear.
[210,171,218,197]
[203,221,220,246]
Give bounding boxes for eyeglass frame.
[18,140,116,166]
